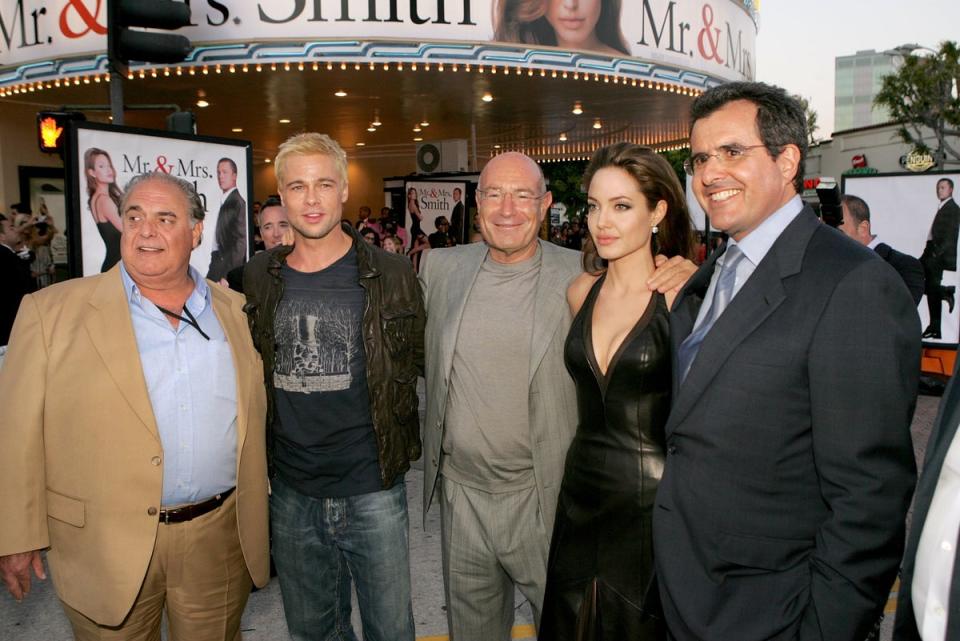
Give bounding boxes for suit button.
[667,445,678,455]
[147,507,158,516]
[151,456,162,466]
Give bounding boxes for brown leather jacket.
[243,223,424,489]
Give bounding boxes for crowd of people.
[0,81,957,641]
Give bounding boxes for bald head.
[476,151,551,264]
[479,152,546,194]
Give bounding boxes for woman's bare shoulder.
[566,272,600,316]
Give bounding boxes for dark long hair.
[581,142,695,274]
[84,148,123,213]
[494,0,629,56]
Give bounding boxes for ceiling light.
[279,118,291,124]
[493,144,501,149]
[334,89,347,97]
[572,101,583,115]
[356,142,366,147]
[420,119,430,127]
[593,119,602,129]
[367,125,377,132]
[559,133,567,141]
[195,99,209,108]
[231,127,243,133]
[265,158,272,163]
[482,92,493,102]
[372,111,382,127]
[413,126,422,133]
[414,137,423,142]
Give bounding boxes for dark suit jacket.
[207,189,247,281]
[875,242,925,305]
[894,357,960,641]
[925,198,960,272]
[653,207,920,641]
[0,244,33,345]
[450,200,465,243]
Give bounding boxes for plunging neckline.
[584,274,659,392]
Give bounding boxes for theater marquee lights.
[0,0,757,91]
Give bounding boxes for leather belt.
[159,487,235,524]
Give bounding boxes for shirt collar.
[119,261,209,313]
[729,195,804,267]
[866,236,881,250]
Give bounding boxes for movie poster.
[403,180,467,248]
[67,122,252,279]
[844,172,960,345]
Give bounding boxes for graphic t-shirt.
[272,247,381,498]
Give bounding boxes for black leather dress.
[539,275,670,641]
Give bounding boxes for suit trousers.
[440,476,549,641]
[62,492,252,641]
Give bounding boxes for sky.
[754,0,960,139]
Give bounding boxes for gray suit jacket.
[654,207,920,641]
[419,241,582,532]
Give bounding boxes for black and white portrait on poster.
[844,172,960,345]
[67,122,252,279]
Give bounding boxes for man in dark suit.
[0,213,33,345]
[839,194,925,304]
[450,187,465,244]
[921,178,960,338]
[653,82,920,641]
[894,357,960,641]
[206,157,248,281]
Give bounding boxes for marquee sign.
[0,0,757,84]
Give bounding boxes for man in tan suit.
[0,172,269,640]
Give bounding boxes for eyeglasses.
[476,188,547,208]
[683,144,776,176]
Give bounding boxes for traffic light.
[37,111,85,155]
[108,1,192,67]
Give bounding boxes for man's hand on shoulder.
[0,550,46,601]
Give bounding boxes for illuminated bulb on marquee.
[572,102,583,115]
[482,92,493,102]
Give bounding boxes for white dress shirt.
[913,424,960,641]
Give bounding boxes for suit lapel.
[667,209,817,433]
[84,266,160,440]
[670,250,720,399]
[529,242,570,384]
[210,283,249,459]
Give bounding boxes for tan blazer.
[420,241,582,533]
[0,266,269,626]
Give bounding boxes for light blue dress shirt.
[120,263,238,506]
[693,195,804,328]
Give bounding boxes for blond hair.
[274,132,348,188]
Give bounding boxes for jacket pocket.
[381,306,417,360]
[717,530,812,572]
[46,488,85,528]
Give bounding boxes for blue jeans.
[270,476,415,641]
